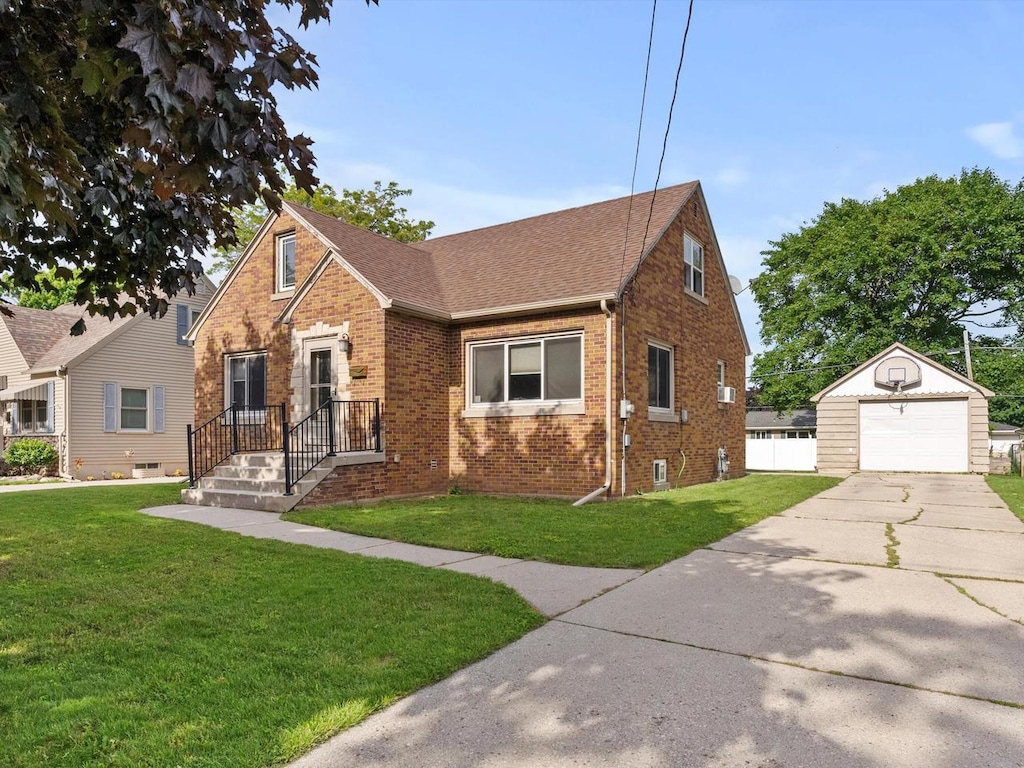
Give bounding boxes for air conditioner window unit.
[718,386,736,404]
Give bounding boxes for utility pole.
[963,329,974,380]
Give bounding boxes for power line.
[638,0,694,256]
[616,0,658,288]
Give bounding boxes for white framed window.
[684,234,705,296]
[102,383,165,433]
[784,430,815,439]
[226,352,267,412]
[648,342,673,412]
[653,459,668,485]
[717,360,726,388]
[276,232,296,292]
[469,333,583,406]
[9,382,54,434]
[750,430,771,440]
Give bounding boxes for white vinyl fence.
[746,438,817,472]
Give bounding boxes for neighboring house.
[0,280,215,478]
[990,422,1021,456]
[745,408,817,471]
[812,343,992,474]
[185,182,750,510]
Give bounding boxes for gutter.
[573,299,614,507]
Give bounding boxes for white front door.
[859,399,969,472]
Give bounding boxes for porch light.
[339,333,351,355]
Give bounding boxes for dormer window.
[276,233,296,292]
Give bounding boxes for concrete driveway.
[292,474,1024,768]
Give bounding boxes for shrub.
[4,439,58,474]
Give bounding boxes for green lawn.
[0,485,543,768]
[285,474,841,570]
[987,474,1024,522]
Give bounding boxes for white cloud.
[965,121,1022,159]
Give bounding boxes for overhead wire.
[616,0,658,289]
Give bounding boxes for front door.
[309,348,333,412]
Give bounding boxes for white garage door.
[859,399,968,472]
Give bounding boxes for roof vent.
[874,355,922,390]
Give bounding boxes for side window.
[684,234,705,296]
[469,334,583,405]
[648,343,672,411]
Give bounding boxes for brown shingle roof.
[31,311,136,370]
[281,182,699,317]
[419,182,698,314]
[0,303,81,366]
[282,202,447,315]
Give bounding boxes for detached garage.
[812,343,992,474]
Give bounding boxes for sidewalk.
[0,476,186,493]
[141,504,642,617]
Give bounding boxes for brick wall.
[619,192,747,492]
[450,310,609,497]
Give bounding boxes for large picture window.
[470,334,582,406]
[648,343,673,411]
[684,234,704,296]
[276,233,296,292]
[227,352,267,411]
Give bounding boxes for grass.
[0,485,543,768]
[285,474,841,570]
[987,474,1024,522]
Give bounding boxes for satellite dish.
[728,275,745,295]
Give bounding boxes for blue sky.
[265,0,1024,370]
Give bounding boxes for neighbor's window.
[750,430,771,440]
[470,334,582,405]
[648,343,673,411]
[684,234,705,296]
[17,399,48,433]
[120,388,149,431]
[276,233,296,292]
[227,352,267,411]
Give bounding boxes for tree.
[0,1,375,332]
[750,169,1024,411]
[210,180,435,275]
[970,337,1024,426]
[6,267,84,310]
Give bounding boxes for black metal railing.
[284,398,382,494]
[187,404,286,486]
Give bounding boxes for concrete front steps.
[181,450,384,512]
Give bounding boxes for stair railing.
[284,398,382,495]
[187,403,286,486]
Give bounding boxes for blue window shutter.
[176,304,189,345]
[154,386,166,433]
[45,381,55,433]
[10,401,18,435]
[103,382,117,432]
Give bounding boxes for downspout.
[58,366,69,478]
[573,299,615,507]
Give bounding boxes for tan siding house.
[1,280,214,478]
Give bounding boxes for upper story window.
[684,234,704,296]
[648,343,673,412]
[276,233,296,292]
[717,360,726,388]
[469,334,582,406]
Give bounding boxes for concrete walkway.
[0,476,185,493]
[141,504,642,617]
[283,474,1024,768]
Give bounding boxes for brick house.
[184,182,749,510]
